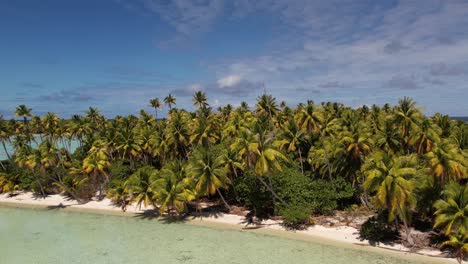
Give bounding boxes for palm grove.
[0,94,467,260]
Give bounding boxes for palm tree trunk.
[0,160,5,170]
[319,129,332,179]
[267,176,276,208]
[397,204,413,245]
[216,188,231,211]
[56,179,84,204]
[257,176,288,206]
[298,149,304,175]
[35,175,46,198]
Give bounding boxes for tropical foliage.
[0,95,466,256]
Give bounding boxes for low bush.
[273,168,354,215]
[280,204,313,230]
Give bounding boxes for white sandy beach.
[0,192,462,264]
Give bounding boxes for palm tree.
[189,111,219,147]
[67,115,91,147]
[409,119,440,154]
[251,123,289,206]
[425,139,466,185]
[15,104,32,126]
[256,93,279,121]
[115,127,142,167]
[393,97,421,150]
[41,112,60,141]
[164,94,176,110]
[441,232,468,264]
[433,113,453,138]
[21,147,47,198]
[83,146,111,199]
[295,101,332,179]
[164,110,190,159]
[336,117,373,184]
[125,166,159,210]
[375,117,403,155]
[192,91,208,109]
[153,162,195,215]
[239,101,249,112]
[222,147,243,180]
[276,117,306,174]
[106,183,129,210]
[86,107,103,127]
[433,182,468,236]
[362,152,418,244]
[149,98,162,119]
[187,147,231,210]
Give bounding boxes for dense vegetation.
[0,94,467,260]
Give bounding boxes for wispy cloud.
[429,63,466,76]
[38,90,95,103]
[141,0,224,46]
[21,82,43,88]
[386,75,420,90]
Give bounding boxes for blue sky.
[0,0,467,118]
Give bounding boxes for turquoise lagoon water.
[0,137,79,161]
[0,206,446,264]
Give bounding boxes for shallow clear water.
[0,206,437,264]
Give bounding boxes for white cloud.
[118,0,468,114]
[217,74,242,88]
[188,83,203,91]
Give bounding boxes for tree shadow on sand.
[133,209,160,220]
[46,203,69,210]
[133,209,190,224]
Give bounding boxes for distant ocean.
[452,116,468,122]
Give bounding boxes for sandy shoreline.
[0,192,461,263]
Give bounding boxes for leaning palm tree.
[164,94,176,110]
[433,182,468,236]
[362,152,418,244]
[246,123,289,206]
[149,98,162,119]
[187,147,231,210]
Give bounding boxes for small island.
[1,95,467,263]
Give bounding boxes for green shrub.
[273,168,354,215]
[109,160,134,184]
[61,174,95,201]
[230,171,271,216]
[280,204,312,230]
